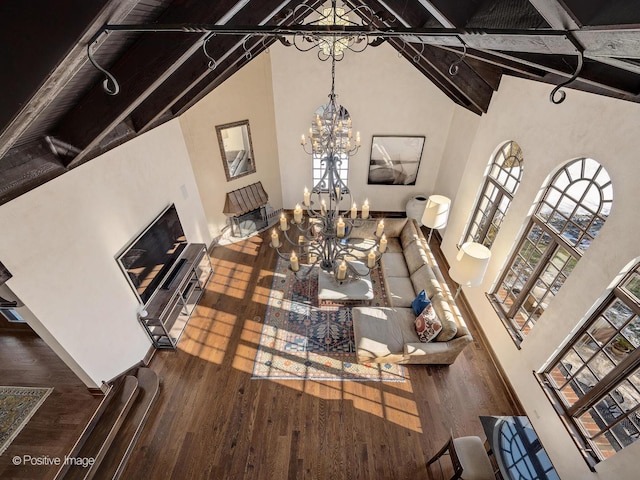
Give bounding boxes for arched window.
[311,103,349,191]
[463,141,523,248]
[491,158,613,343]
[540,262,640,462]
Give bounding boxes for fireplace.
[223,181,269,237]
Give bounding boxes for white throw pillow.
[414,304,442,343]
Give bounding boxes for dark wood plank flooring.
[121,231,522,480]
[0,325,102,480]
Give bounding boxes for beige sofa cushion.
[381,253,410,277]
[385,237,403,253]
[400,220,421,249]
[430,292,457,341]
[381,218,408,238]
[404,241,429,274]
[385,276,415,308]
[410,264,441,300]
[353,307,407,362]
[409,265,457,341]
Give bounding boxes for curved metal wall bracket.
[449,42,467,76]
[549,49,584,104]
[202,33,218,70]
[87,34,120,96]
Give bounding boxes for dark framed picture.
[368,135,425,185]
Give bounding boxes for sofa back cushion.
[382,217,409,238]
[348,217,407,239]
[410,264,458,341]
[400,220,422,249]
[410,264,440,299]
[404,241,429,274]
[429,292,458,341]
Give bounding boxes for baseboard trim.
[142,344,157,366]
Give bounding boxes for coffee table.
[317,261,374,306]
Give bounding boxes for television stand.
[138,244,213,349]
[162,258,187,290]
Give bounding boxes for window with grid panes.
[463,141,523,248]
[490,158,613,344]
[540,264,640,462]
[313,152,348,191]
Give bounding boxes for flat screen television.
[117,204,187,305]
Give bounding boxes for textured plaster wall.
[270,41,457,213]
[179,52,283,239]
[439,76,640,479]
[0,120,209,386]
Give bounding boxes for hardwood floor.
[0,325,102,480]
[121,231,522,480]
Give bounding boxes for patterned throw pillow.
[414,304,442,343]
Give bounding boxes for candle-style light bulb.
[361,199,370,219]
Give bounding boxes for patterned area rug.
[0,386,53,454]
[252,258,405,381]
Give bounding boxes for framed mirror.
[216,119,256,181]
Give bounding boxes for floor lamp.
[421,195,451,243]
[449,242,492,300]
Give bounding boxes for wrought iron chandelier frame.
[87,1,585,104]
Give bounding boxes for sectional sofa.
[348,217,473,365]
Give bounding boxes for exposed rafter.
[2,0,640,206]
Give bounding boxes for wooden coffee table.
[317,261,374,306]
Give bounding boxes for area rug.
[0,386,53,454]
[252,258,405,381]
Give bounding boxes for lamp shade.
[421,195,451,229]
[449,242,491,288]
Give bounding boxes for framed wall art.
[368,135,425,185]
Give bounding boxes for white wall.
[270,42,457,212]
[0,119,210,387]
[440,76,640,479]
[179,51,283,239]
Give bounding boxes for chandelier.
[268,6,386,282]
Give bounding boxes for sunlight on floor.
[251,282,272,305]
[231,319,423,433]
[178,309,237,364]
[181,319,424,433]
[210,258,251,299]
[179,243,424,434]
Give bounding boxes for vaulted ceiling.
[2,0,640,206]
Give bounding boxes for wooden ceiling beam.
[414,0,480,28]
[436,45,547,78]
[0,0,137,159]
[352,0,495,113]
[130,0,321,134]
[52,0,253,168]
[527,0,581,29]
[472,48,639,98]
[0,139,67,206]
[574,28,640,59]
[388,40,483,115]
